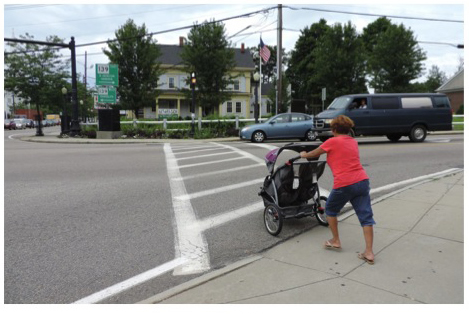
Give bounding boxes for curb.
[137,255,263,304]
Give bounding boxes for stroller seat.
[261,160,325,207]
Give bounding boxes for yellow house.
[149,38,256,119]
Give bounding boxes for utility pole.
[276,4,283,114]
[84,51,87,122]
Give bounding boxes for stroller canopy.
[264,143,321,173]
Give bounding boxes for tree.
[425,65,448,92]
[180,20,236,116]
[266,73,291,113]
[286,19,330,109]
[103,19,164,118]
[362,17,426,92]
[4,33,70,118]
[311,22,367,103]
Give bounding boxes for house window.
[233,80,240,91]
[168,77,175,89]
[236,102,242,113]
[227,102,232,113]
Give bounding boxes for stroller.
[259,143,329,236]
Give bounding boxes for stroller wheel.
[264,205,283,236]
[315,196,329,226]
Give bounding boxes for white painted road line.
[73,257,187,304]
[164,143,210,276]
[211,142,266,164]
[174,156,248,169]
[177,164,264,181]
[173,147,225,156]
[175,178,265,201]
[175,151,233,161]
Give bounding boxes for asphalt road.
[3,127,464,303]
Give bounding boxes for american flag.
[260,38,271,63]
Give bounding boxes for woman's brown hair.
[331,115,355,135]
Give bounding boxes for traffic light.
[191,72,196,86]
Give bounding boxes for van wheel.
[409,125,427,142]
[387,134,402,142]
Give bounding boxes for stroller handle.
[286,155,301,165]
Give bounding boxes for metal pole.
[69,37,80,136]
[190,84,195,137]
[255,82,259,123]
[276,4,283,114]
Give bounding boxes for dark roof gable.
[157,44,255,69]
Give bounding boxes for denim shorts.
[325,179,375,226]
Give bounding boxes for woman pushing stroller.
[299,115,376,265]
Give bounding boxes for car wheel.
[409,124,427,142]
[305,130,318,141]
[252,131,266,143]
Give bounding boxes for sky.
[2,1,466,88]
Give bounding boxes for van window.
[371,97,399,109]
[401,97,432,109]
[328,97,351,110]
[434,96,450,108]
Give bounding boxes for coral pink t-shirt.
[320,135,369,189]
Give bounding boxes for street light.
[253,72,260,123]
[61,87,69,135]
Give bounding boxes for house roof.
[436,68,464,93]
[157,44,255,69]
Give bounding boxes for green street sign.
[97,87,117,104]
[96,63,119,86]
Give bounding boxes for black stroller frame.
[259,143,329,236]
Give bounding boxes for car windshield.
[327,97,352,110]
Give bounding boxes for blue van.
[313,93,453,142]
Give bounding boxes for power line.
[285,5,464,23]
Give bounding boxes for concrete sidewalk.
[140,171,464,304]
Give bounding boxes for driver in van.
[358,98,367,109]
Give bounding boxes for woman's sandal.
[358,253,375,265]
[324,240,341,250]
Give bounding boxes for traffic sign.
[97,87,117,104]
[96,64,119,86]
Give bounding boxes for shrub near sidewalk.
[79,117,247,139]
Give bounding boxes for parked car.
[4,119,17,130]
[313,93,453,142]
[240,112,317,143]
[13,118,27,129]
[25,119,35,128]
[42,120,51,127]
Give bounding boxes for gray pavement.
[15,130,465,304]
[139,171,464,304]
